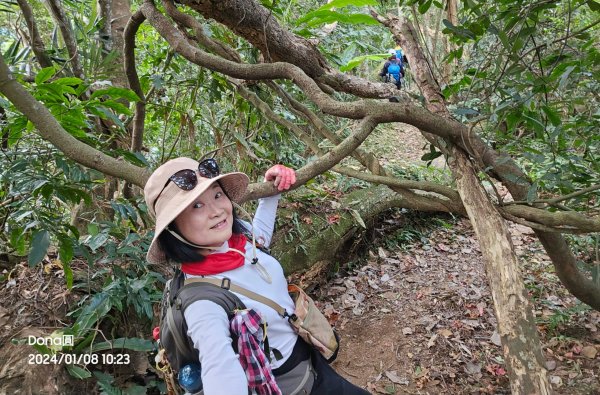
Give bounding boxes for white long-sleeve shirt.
[183,195,298,395]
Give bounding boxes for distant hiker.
[394,46,409,66]
[146,157,370,395]
[379,49,403,89]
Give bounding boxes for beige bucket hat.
[144,157,249,265]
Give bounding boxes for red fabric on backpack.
[181,234,247,275]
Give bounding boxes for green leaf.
[90,87,140,102]
[74,292,112,332]
[58,237,74,264]
[91,337,154,353]
[526,182,538,204]
[87,223,99,236]
[66,365,92,379]
[299,10,377,27]
[28,230,51,267]
[54,77,83,86]
[442,19,476,40]
[421,151,443,162]
[542,106,561,126]
[453,107,479,116]
[318,0,377,11]
[340,53,388,71]
[35,67,56,84]
[587,0,600,11]
[98,100,132,115]
[62,259,74,289]
[87,232,109,252]
[559,65,576,90]
[418,0,433,14]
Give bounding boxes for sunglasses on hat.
[167,158,220,190]
[154,159,221,210]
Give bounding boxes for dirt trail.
[315,125,600,394]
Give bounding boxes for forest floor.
[300,123,600,394]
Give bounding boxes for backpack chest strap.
[184,277,289,318]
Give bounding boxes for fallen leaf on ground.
[581,345,597,359]
[384,370,409,385]
[427,334,438,348]
[464,362,482,375]
[438,328,453,338]
[402,327,413,335]
[490,330,502,346]
[326,214,340,224]
[550,375,563,386]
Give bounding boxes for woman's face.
[173,183,233,249]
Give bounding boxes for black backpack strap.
[176,281,246,316]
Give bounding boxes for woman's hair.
[157,181,250,264]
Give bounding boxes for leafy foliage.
[434,0,600,207]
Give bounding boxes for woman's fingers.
[264,165,296,191]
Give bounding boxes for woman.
[144,157,369,395]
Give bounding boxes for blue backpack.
[388,62,401,76]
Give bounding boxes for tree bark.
[174,0,396,98]
[43,0,84,79]
[381,14,552,393]
[16,0,53,69]
[453,151,552,394]
[123,9,146,154]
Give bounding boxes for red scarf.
[181,234,247,275]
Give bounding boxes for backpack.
[158,270,246,375]
[388,62,401,76]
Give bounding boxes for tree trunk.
[43,0,84,79]
[16,0,53,69]
[452,151,551,394]
[379,14,552,393]
[442,0,458,85]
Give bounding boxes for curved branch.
[244,117,378,201]
[16,0,53,69]
[172,0,396,99]
[139,2,475,154]
[232,80,322,155]
[333,166,461,203]
[0,56,150,187]
[124,9,147,153]
[162,0,240,62]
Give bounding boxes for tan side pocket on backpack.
[287,284,338,360]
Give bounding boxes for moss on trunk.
[271,185,400,274]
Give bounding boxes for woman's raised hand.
[264,164,296,191]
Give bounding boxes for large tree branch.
[244,117,378,201]
[171,0,396,98]
[236,78,600,232]
[16,0,53,69]
[139,1,484,156]
[162,0,241,62]
[0,56,150,187]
